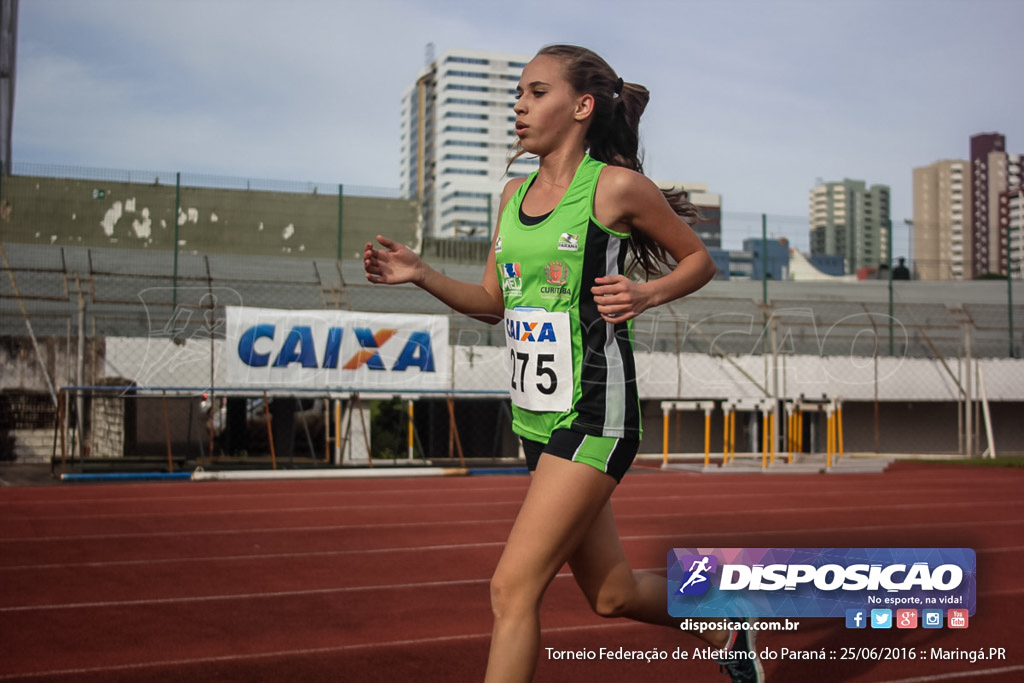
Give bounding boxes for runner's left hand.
[590,275,651,323]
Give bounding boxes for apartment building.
[971,133,1007,277]
[400,48,724,249]
[998,153,1024,279]
[399,48,537,239]
[914,133,1022,281]
[912,160,970,281]
[809,179,890,274]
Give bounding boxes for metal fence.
[3,163,1024,465]
[4,241,1021,357]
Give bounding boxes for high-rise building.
[808,179,890,274]
[997,153,1024,280]
[655,181,722,249]
[921,134,1024,280]
[912,160,970,281]
[970,133,1007,277]
[400,48,537,240]
[400,48,724,249]
[917,133,1024,280]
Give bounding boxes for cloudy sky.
[12,0,1024,256]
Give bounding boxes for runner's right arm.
[363,178,525,325]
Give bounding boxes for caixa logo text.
[718,562,964,592]
[237,325,435,371]
[506,319,558,342]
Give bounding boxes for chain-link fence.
[3,163,1024,467]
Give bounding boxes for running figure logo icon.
[677,554,718,595]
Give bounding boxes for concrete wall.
[2,427,52,463]
[1,175,419,260]
[0,336,103,395]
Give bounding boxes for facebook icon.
[846,609,867,629]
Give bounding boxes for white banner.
[224,307,450,391]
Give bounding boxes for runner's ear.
[574,93,595,122]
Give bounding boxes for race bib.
[504,308,573,412]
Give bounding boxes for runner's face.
[513,55,586,156]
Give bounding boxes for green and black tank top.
[495,154,642,442]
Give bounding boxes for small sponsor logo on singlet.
[500,262,522,297]
[557,232,579,251]
[541,260,572,299]
[545,261,567,285]
[494,236,502,254]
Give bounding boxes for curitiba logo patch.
[541,260,572,299]
[545,260,568,285]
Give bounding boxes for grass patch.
[911,456,1024,469]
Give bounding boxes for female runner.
[365,44,763,683]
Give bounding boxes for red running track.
[1,461,1022,682]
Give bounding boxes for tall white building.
[400,48,538,240]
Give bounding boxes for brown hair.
[508,44,701,277]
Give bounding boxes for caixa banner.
[667,548,976,618]
[224,307,451,391]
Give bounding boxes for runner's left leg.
[484,454,617,683]
[567,499,731,647]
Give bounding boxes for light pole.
[887,218,894,356]
[904,218,914,279]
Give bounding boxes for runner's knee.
[489,567,543,620]
[586,583,636,619]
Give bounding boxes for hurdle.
[722,397,778,469]
[784,399,797,464]
[830,398,845,466]
[659,400,716,467]
[794,395,844,468]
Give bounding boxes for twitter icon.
[870,609,893,629]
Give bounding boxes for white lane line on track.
[3,540,1023,575]
[3,564,1022,615]
[0,499,524,521]
[880,665,1024,682]
[0,622,636,680]
[0,540,509,570]
[9,467,1019,497]
[3,501,1022,545]
[4,473,1018,511]
[4,486,1020,519]
[0,576,494,613]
